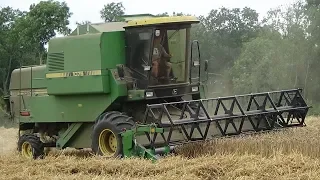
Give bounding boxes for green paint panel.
[46,31,126,95]
[46,33,106,95]
[48,33,102,72]
[56,123,83,149]
[121,124,167,161]
[9,65,47,90]
[109,69,127,101]
[23,95,111,123]
[21,69,127,123]
[100,32,126,68]
[47,74,109,95]
[31,67,47,89]
[66,123,94,149]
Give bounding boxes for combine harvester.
[5,14,310,160]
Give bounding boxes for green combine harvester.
[5,14,310,160]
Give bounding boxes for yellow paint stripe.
[10,88,48,96]
[46,73,64,78]
[46,70,102,78]
[126,16,199,27]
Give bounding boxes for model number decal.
[46,70,101,78]
[65,71,99,77]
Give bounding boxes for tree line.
[1,0,320,114]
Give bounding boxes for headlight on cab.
[145,91,154,98]
[192,86,199,92]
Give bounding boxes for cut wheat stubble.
[0,117,320,180]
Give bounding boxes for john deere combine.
[6,14,310,160]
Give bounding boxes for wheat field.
[1,117,320,180]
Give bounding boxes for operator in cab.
[151,29,173,84]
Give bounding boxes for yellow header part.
[125,16,200,27]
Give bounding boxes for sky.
[1,0,297,31]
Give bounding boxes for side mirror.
[204,60,209,72]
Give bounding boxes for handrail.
[189,40,201,83]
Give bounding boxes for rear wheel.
[91,111,135,158]
[17,134,44,159]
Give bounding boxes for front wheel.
[91,111,135,158]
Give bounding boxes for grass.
[1,117,320,180]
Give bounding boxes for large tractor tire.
[17,134,44,159]
[91,111,135,158]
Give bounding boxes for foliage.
[229,0,320,108]
[231,29,310,94]
[22,0,72,64]
[0,1,72,95]
[232,1,310,94]
[191,7,260,76]
[155,12,186,17]
[27,0,72,44]
[0,7,25,95]
[100,2,125,22]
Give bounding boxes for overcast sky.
[1,0,297,30]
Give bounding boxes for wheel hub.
[21,142,33,159]
[98,129,117,157]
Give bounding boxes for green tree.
[100,2,125,22]
[188,7,260,96]
[194,7,260,74]
[0,1,72,96]
[21,0,72,65]
[304,0,320,108]
[306,0,320,41]
[155,12,186,17]
[0,7,26,95]
[262,0,308,37]
[231,31,287,94]
[155,12,169,17]
[231,1,312,98]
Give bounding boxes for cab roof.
[70,15,200,35]
[125,16,200,27]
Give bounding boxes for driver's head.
[154,29,162,43]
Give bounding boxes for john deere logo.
[172,89,178,95]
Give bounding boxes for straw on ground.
[1,117,320,180]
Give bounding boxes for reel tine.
[143,89,310,148]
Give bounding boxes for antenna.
[86,23,89,34]
[77,25,79,35]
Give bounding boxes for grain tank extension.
[7,15,310,160]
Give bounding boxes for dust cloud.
[0,127,18,154]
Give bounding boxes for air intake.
[48,52,64,71]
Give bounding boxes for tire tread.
[91,111,135,157]
[18,134,44,159]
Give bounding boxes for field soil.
[1,117,320,180]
